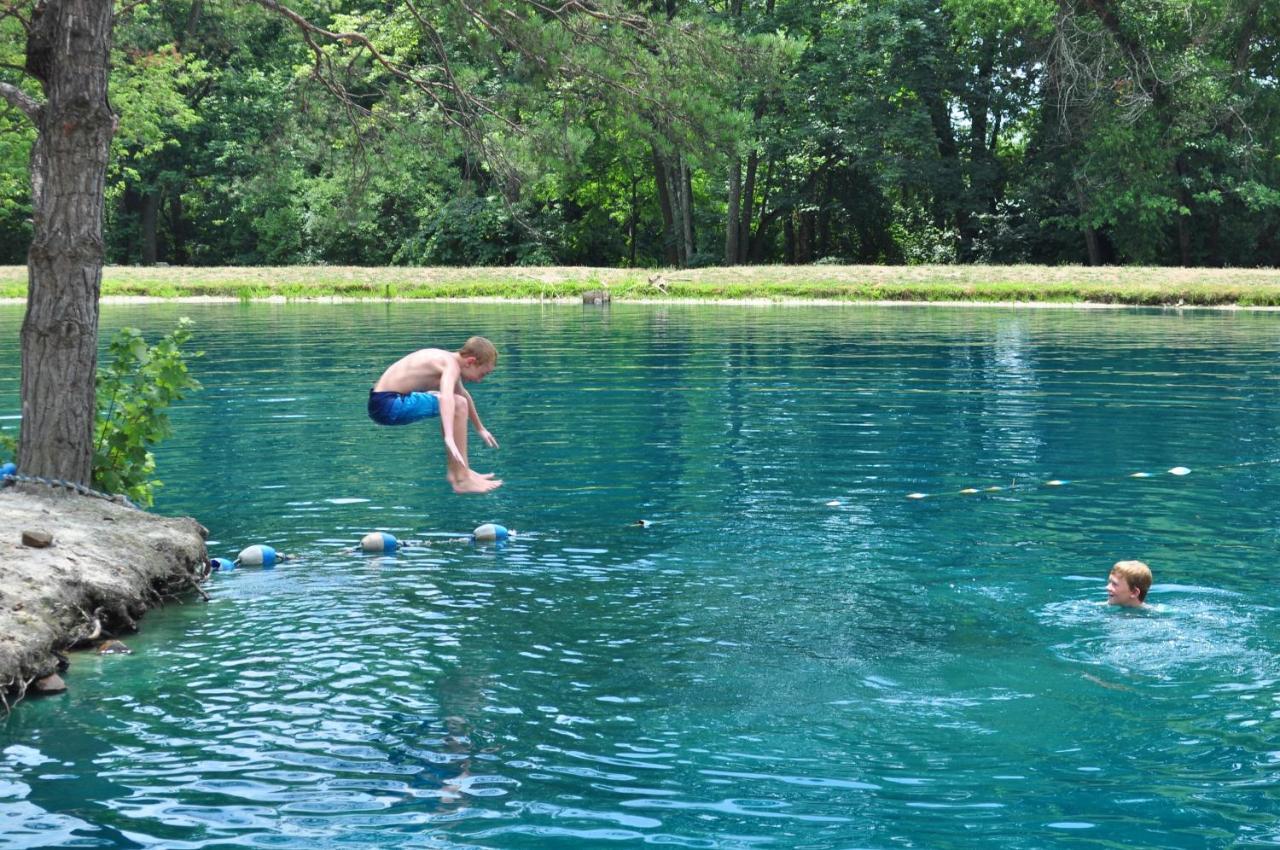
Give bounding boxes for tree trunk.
[967,48,1002,228]
[181,0,205,49]
[627,176,639,267]
[651,146,680,266]
[1083,226,1103,266]
[725,157,741,265]
[796,210,814,264]
[679,159,694,263]
[1074,179,1103,266]
[653,150,692,267]
[749,157,774,262]
[671,158,689,266]
[19,0,116,485]
[169,190,189,264]
[739,150,759,263]
[141,190,160,265]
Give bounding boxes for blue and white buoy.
[361,532,399,553]
[209,557,235,572]
[0,462,15,485]
[472,523,509,542]
[237,544,281,567]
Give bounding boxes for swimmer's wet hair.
[1111,560,1153,601]
[460,336,497,365]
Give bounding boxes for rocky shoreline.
[0,483,209,709]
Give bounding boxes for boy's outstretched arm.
[437,366,468,468]
[459,385,499,448]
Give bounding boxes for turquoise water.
[3,302,1280,849]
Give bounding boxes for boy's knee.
[453,394,470,415]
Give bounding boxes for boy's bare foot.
[451,473,503,494]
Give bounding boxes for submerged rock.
[32,673,65,694]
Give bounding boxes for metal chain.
[1,471,138,509]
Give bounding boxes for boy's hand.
[478,428,499,449]
[444,438,467,468]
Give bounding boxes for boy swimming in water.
[368,337,502,494]
[1106,560,1152,608]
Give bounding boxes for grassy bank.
[2,264,1279,305]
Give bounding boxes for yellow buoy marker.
[907,492,928,499]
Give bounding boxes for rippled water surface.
[3,301,1280,849]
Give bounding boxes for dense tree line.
[2,0,1278,271]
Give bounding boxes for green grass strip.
[1,265,1278,306]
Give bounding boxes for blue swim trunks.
[368,390,440,426]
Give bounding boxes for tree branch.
[116,0,155,20]
[250,0,513,131]
[0,81,39,121]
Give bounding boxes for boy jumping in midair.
[368,336,502,494]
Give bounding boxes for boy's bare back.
[373,348,458,394]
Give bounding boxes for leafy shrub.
[93,318,202,506]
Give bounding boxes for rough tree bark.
[3,0,117,485]
[725,157,741,264]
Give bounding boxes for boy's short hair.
[460,336,497,365]
[1111,560,1153,601]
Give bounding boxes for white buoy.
[472,523,510,541]
[1169,466,1191,476]
[1130,472,1152,478]
[960,488,979,494]
[237,544,279,567]
[360,532,398,553]
[906,493,927,500]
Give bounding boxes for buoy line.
[904,457,1280,501]
[208,524,515,572]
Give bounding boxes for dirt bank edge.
[0,485,209,708]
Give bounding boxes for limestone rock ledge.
[0,485,209,708]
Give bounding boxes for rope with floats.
[360,525,512,551]
[351,524,512,553]
[903,457,1280,500]
[208,525,514,572]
